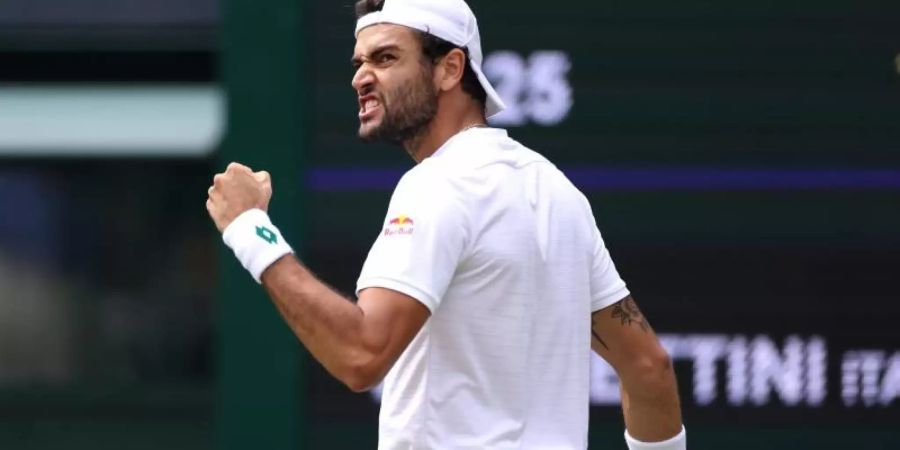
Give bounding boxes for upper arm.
[590,296,669,374]
[580,196,666,373]
[351,286,431,390]
[585,203,629,312]
[348,172,468,390]
[356,171,469,311]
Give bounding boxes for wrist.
[625,426,686,450]
[222,208,293,283]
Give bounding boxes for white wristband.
[222,208,293,283]
[625,426,686,450]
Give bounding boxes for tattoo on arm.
[591,297,651,351]
[591,328,610,350]
[591,312,610,350]
[611,297,651,332]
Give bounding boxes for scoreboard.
[303,0,900,429]
[307,0,900,167]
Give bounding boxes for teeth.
[365,99,379,110]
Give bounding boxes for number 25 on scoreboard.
[483,50,573,127]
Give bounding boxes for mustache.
[358,88,387,109]
[358,85,381,99]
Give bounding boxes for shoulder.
[394,161,455,198]
[387,163,468,224]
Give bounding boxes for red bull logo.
[384,215,415,236]
[389,215,415,226]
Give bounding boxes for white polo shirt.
[357,127,629,449]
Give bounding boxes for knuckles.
[226,162,251,174]
[208,165,272,204]
[206,163,272,229]
[254,170,271,184]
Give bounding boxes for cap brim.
[469,60,506,118]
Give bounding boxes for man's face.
[351,24,438,145]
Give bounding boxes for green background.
[0,0,898,449]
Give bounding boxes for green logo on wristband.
[256,226,278,244]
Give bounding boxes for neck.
[403,107,486,163]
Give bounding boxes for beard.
[359,67,438,146]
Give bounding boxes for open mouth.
[358,95,382,121]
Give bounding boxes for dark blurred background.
[0,0,898,449]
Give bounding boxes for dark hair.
[354,0,488,109]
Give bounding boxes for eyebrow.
[351,44,401,67]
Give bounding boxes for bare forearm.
[619,363,682,441]
[591,298,683,442]
[260,255,373,385]
[207,165,422,392]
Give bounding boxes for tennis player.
[206,0,685,448]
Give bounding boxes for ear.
[436,48,466,92]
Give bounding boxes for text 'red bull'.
[384,215,415,236]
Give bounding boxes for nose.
[352,64,375,95]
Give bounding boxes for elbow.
[339,356,387,393]
[343,371,380,393]
[618,346,676,396]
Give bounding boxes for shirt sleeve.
[356,171,469,313]
[589,220,630,313]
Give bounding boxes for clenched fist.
[207,162,273,232]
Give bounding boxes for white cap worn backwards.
[355,0,507,118]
